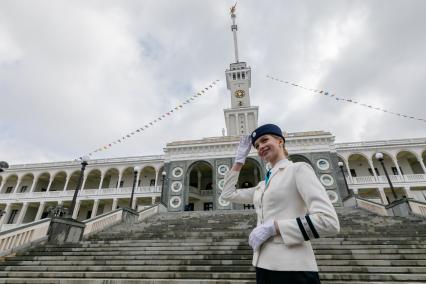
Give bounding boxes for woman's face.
[254,134,284,163]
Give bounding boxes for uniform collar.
[266,158,290,172]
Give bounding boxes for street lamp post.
[161,171,167,206]
[68,156,89,218]
[129,166,141,210]
[375,152,398,201]
[338,162,352,196]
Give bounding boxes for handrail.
[355,196,388,216]
[0,218,51,257]
[83,209,123,237]
[138,204,160,221]
[407,198,426,218]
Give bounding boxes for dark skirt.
[256,267,321,284]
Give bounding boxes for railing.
[189,187,214,196]
[407,199,426,218]
[356,197,389,216]
[0,218,51,256]
[0,186,161,201]
[353,176,376,184]
[83,209,123,237]
[138,204,160,222]
[378,175,404,183]
[404,174,426,182]
[348,174,426,185]
[200,190,214,196]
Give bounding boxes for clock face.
[234,89,245,98]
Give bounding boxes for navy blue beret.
[251,124,285,146]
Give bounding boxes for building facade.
[1,9,425,230]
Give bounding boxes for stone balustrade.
[0,218,51,256]
[0,186,161,202]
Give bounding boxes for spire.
[230,3,239,63]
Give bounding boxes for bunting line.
[266,75,426,123]
[78,79,221,160]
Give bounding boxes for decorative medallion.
[169,196,182,208]
[327,190,339,203]
[320,174,334,187]
[316,159,330,171]
[172,167,183,178]
[171,181,182,193]
[218,196,230,207]
[217,179,225,190]
[217,165,229,175]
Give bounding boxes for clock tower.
[224,5,259,136]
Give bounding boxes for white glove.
[235,135,252,164]
[249,220,276,250]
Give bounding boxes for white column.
[12,177,22,194]
[154,169,159,187]
[90,200,99,219]
[116,172,123,189]
[344,159,354,183]
[0,203,12,225]
[418,158,426,174]
[151,197,156,205]
[16,203,29,224]
[80,173,88,191]
[63,175,70,191]
[367,159,378,181]
[57,200,63,205]
[46,177,54,192]
[35,202,46,221]
[0,179,5,193]
[132,198,137,210]
[72,200,81,219]
[197,170,202,190]
[98,173,105,190]
[29,176,38,193]
[377,187,389,205]
[112,198,118,210]
[392,158,403,176]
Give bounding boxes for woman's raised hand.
[235,135,252,164]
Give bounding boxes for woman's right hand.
[235,135,252,164]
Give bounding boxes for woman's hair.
[271,134,289,157]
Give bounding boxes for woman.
[221,124,340,284]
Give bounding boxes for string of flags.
[79,79,221,160]
[266,75,426,123]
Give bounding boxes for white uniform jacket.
[220,159,340,271]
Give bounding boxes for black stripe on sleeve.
[305,215,320,239]
[296,217,309,241]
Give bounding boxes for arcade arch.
[140,166,156,187]
[396,151,424,174]
[237,158,262,188]
[101,168,119,189]
[66,171,81,191]
[348,154,372,177]
[83,169,102,190]
[1,174,18,193]
[33,172,51,192]
[50,171,67,191]
[372,152,398,176]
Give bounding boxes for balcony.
[0,186,161,202]
[348,174,426,186]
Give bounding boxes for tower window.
[232,74,236,80]
[237,73,241,79]
[242,73,245,79]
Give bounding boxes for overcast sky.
[1,0,425,165]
